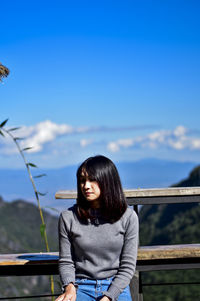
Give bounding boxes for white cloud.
[0,120,158,156]
[0,120,76,155]
[80,139,93,147]
[20,120,74,152]
[107,142,120,152]
[191,139,200,149]
[108,139,133,152]
[107,126,200,153]
[1,122,200,159]
[174,125,188,137]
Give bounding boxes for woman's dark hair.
[76,155,127,222]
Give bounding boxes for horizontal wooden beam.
[0,252,58,266]
[137,260,200,272]
[55,187,200,199]
[128,195,200,205]
[125,187,200,197]
[55,187,200,205]
[56,190,77,199]
[1,244,200,276]
[138,244,200,260]
[0,252,59,276]
[137,244,200,271]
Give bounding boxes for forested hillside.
[0,198,60,300]
[139,165,200,300]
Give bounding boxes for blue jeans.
[75,277,132,301]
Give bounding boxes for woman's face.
[80,171,101,203]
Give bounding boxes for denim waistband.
[75,277,114,285]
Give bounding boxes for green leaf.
[27,163,38,168]
[38,191,47,196]
[40,224,46,238]
[0,119,8,128]
[8,127,20,132]
[33,173,47,178]
[22,147,33,151]
[0,130,4,137]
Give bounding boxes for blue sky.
[1,0,200,168]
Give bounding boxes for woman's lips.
[85,192,93,196]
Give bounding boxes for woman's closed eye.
[80,177,86,184]
[80,177,96,183]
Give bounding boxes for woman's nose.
[84,180,91,189]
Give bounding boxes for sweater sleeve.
[103,209,139,301]
[58,211,76,288]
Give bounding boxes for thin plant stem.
[1,124,55,301]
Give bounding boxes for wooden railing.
[56,187,200,204]
[55,187,200,300]
[1,187,200,300]
[1,245,200,274]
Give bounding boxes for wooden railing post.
[131,204,143,301]
[130,270,143,301]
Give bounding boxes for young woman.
[56,155,139,301]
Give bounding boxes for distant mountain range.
[0,158,196,213]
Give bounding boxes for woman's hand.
[55,283,76,301]
[100,296,111,301]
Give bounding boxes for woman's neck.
[88,199,101,209]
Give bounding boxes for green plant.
[0,119,55,301]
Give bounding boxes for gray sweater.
[58,205,139,300]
